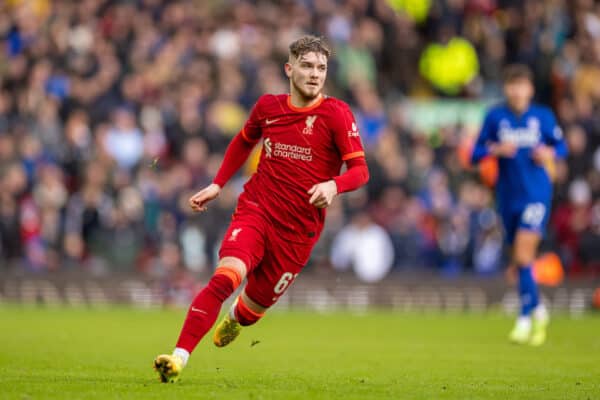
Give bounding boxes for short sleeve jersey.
[471,103,568,210]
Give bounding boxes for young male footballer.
[471,64,567,346]
[154,36,369,382]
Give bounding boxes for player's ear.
[284,62,292,78]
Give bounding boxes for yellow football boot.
[213,314,242,347]
[508,319,531,345]
[529,313,549,347]
[153,354,184,383]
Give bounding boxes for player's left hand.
[531,144,555,165]
[308,180,338,208]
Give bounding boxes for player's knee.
[234,293,266,326]
[215,258,247,288]
[512,230,541,266]
[207,260,247,301]
[513,244,536,266]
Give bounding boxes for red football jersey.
[239,94,365,243]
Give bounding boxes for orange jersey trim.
[286,94,325,112]
[240,128,258,144]
[342,151,365,161]
[237,295,265,318]
[214,266,243,288]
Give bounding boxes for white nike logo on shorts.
[265,118,280,125]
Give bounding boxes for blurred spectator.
[102,107,144,171]
[330,211,394,283]
[63,160,113,267]
[552,179,592,275]
[579,200,600,276]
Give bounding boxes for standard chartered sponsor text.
[273,142,313,161]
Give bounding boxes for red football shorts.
[218,195,314,308]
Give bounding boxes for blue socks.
[518,265,539,316]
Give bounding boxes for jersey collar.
[287,94,325,112]
[503,102,532,118]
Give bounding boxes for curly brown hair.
[289,35,331,60]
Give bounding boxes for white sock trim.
[533,304,549,321]
[229,298,239,321]
[173,348,189,367]
[516,316,532,330]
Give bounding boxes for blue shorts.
[499,201,550,245]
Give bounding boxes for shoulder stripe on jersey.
[342,151,365,161]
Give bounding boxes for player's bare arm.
[308,180,338,209]
[189,183,221,212]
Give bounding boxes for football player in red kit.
[154,35,369,383]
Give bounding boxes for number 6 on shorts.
[274,272,298,295]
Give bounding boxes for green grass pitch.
[1,306,599,399]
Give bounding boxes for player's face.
[504,78,534,113]
[286,52,328,100]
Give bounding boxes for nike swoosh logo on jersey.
[265,118,280,125]
[191,307,208,314]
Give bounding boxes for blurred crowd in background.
[1,0,600,295]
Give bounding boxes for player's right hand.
[189,183,221,212]
[308,180,338,209]
[531,144,555,164]
[488,142,518,158]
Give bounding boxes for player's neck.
[289,91,323,109]
[507,103,529,116]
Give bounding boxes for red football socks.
[175,272,237,353]
[234,296,265,326]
